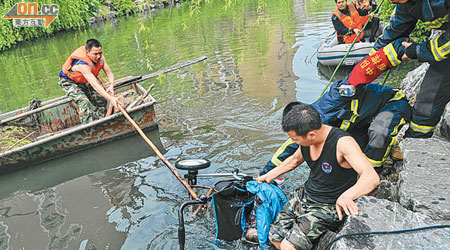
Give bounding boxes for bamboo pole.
[127,84,154,110]
[117,105,200,200]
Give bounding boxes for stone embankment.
[330,64,450,249]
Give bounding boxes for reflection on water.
[0,0,417,249]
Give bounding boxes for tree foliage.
[377,0,430,43]
[0,0,100,51]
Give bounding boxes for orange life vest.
[61,46,104,83]
[354,0,370,25]
[333,3,364,44]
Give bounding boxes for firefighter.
[59,39,122,124]
[260,38,411,173]
[373,0,450,138]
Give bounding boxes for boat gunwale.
[0,97,157,158]
[0,75,143,123]
[317,24,386,64]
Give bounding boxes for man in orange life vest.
[353,0,380,42]
[332,0,373,44]
[59,39,122,124]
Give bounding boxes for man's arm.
[256,147,305,184]
[407,26,450,62]
[355,5,370,17]
[260,139,298,176]
[102,57,116,94]
[335,136,380,220]
[373,4,417,51]
[72,64,119,108]
[332,14,353,36]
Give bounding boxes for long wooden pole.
[117,105,200,200]
[1,57,207,126]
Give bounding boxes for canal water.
[0,0,418,249]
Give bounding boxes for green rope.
[380,69,391,85]
[318,0,385,98]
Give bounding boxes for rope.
[380,69,391,85]
[318,0,385,98]
[324,224,450,250]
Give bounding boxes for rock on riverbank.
[331,138,450,249]
[328,62,450,249]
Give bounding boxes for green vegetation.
[377,0,430,42]
[0,0,144,51]
[111,0,137,15]
[0,0,99,51]
[0,126,33,152]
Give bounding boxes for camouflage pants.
[269,189,341,250]
[59,78,107,124]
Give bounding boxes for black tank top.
[301,127,357,204]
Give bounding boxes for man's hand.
[368,13,374,19]
[401,41,412,60]
[109,96,120,109]
[336,195,358,221]
[107,84,115,95]
[353,28,361,34]
[256,174,273,184]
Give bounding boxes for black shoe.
[369,37,376,43]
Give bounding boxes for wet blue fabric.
[311,80,403,128]
[246,180,288,248]
[59,59,89,79]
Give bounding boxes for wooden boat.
[317,25,384,66]
[0,56,207,174]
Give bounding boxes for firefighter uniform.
[373,0,450,138]
[260,39,411,173]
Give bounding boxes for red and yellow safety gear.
[353,0,371,25]
[347,38,406,87]
[61,46,104,83]
[333,3,364,44]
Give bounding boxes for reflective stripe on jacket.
[373,0,450,62]
[61,46,104,83]
[311,80,403,131]
[333,3,364,43]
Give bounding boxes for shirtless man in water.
[256,102,380,250]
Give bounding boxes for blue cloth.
[245,180,288,248]
[312,80,402,128]
[59,59,89,79]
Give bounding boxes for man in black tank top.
[256,102,380,250]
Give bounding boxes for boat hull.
[317,26,384,66]
[0,101,162,173]
[317,40,374,66]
